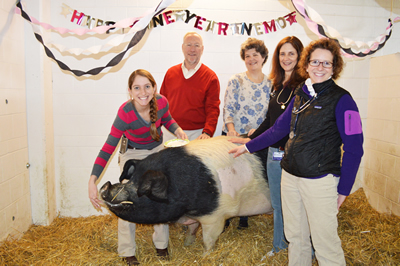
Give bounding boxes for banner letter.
[241,23,252,35]
[163,10,175,24]
[262,20,277,33]
[218,22,229,35]
[70,10,85,24]
[194,16,206,30]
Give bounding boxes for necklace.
[276,86,294,109]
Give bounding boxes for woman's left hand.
[228,144,248,158]
[337,194,347,209]
[175,128,188,140]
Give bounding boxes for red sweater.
[160,63,220,136]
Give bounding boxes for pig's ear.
[137,170,169,203]
[119,160,137,183]
[100,181,111,191]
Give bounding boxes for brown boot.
[122,256,140,265]
[156,248,169,259]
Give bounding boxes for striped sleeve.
[90,102,129,177]
[158,95,179,134]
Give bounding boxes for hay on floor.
[0,188,399,265]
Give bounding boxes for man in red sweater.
[160,32,220,140]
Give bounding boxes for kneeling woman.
[89,69,187,265]
[229,39,363,266]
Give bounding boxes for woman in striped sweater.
[89,69,187,265]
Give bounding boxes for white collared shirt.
[181,61,202,79]
[305,78,315,97]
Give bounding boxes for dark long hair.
[269,36,304,91]
[128,69,160,141]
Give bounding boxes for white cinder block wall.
[364,54,400,216]
[0,0,31,240]
[1,0,399,240]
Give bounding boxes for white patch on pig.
[216,160,253,199]
[184,136,272,250]
[185,136,264,190]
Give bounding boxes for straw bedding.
[1,188,399,265]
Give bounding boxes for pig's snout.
[99,181,131,204]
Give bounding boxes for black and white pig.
[99,136,272,251]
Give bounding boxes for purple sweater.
[246,84,363,196]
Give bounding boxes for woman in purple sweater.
[229,39,363,266]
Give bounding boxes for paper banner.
[291,0,392,58]
[15,0,175,76]
[19,3,297,56]
[64,6,298,38]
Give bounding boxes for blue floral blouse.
[223,72,271,134]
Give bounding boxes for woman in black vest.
[229,39,364,266]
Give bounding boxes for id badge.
[119,135,128,154]
[272,151,284,161]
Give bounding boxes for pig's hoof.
[184,235,196,246]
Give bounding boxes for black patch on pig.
[137,170,168,203]
[101,146,219,224]
[254,148,268,184]
[119,159,138,182]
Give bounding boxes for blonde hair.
[128,69,160,141]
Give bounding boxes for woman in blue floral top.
[222,38,271,229]
[223,38,271,136]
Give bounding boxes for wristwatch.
[202,131,211,136]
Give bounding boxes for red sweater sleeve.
[202,70,220,136]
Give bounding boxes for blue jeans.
[267,147,288,252]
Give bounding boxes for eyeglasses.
[309,60,333,68]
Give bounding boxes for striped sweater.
[91,94,178,177]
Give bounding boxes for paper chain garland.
[15,0,175,76]
[291,0,393,58]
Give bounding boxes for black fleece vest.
[280,79,349,177]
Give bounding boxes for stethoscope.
[289,86,329,139]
